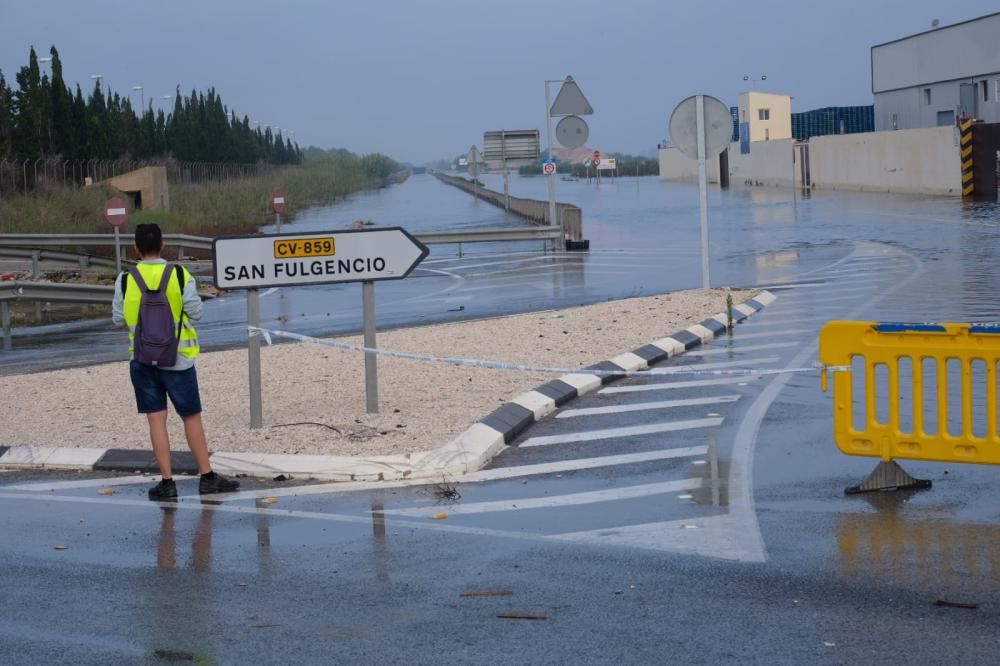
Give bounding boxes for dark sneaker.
[199,472,240,495]
[149,479,178,501]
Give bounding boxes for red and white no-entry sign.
[593,150,600,161]
[102,197,129,227]
[271,188,287,214]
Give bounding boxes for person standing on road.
[112,223,239,500]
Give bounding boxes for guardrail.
[0,247,127,272]
[0,233,213,251]
[0,227,561,255]
[820,320,1000,494]
[0,281,117,351]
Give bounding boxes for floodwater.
[3,172,1000,373]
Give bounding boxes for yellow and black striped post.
[960,117,974,197]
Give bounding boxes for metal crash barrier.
[820,321,1000,494]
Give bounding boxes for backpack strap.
[127,266,151,292]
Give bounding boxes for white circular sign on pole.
[555,115,589,149]
[668,95,732,159]
[542,162,556,176]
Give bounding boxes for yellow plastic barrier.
[820,321,1000,492]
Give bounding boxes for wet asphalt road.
[4,180,1000,663]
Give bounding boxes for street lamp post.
[743,74,767,90]
[131,85,144,110]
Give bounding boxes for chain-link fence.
[0,157,300,198]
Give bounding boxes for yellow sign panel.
[820,321,1000,466]
[273,237,335,259]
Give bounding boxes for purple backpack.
[127,265,183,367]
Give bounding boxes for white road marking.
[685,342,797,356]
[601,376,762,394]
[557,395,739,418]
[464,446,709,481]
[649,357,779,374]
[519,417,723,448]
[384,478,703,517]
[6,474,196,492]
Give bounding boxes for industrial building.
[791,106,874,141]
[873,12,1000,131]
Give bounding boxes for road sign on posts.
[543,161,556,176]
[213,227,429,422]
[555,115,589,149]
[668,94,731,291]
[271,188,287,214]
[103,197,128,272]
[546,76,594,250]
[271,188,286,232]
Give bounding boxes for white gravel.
[0,289,752,456]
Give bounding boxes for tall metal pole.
[362,280,379,413]
[247,289,263,428]
[696,95,711,291]
[544,81,560,248]
[275,212,281,233]
[113,226,122,273]
[1,302,11,352]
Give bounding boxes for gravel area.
[0,289,752,456]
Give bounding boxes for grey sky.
[2,0,997,163]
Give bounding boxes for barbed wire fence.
[0,157,302,198]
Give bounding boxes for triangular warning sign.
[550,76,593,116]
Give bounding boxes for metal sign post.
[546,76,594,248]
[213,227,429,425]
[272,188,286,233]
[362,280,378,413]
[668,94,732,292]
[247,288,263,428]
[483,129,540,211]
[102,197,129,272]
[696,95,710,291]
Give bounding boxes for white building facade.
[873,13,1000,131]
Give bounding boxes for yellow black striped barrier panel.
[820,321,1000,466]
[960,118,974,197]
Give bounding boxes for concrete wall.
[726,138,797,187]
[434,173,582,240]
[658,147,720,183]
[809,126,961,195]
[107,166,170,211]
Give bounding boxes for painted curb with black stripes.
[0,291,775,482]
[450,290,778,465]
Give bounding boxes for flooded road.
[5,173,999,374]
[4,176,1000,662]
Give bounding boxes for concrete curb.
[0,291,775,482]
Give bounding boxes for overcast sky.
[2,0,998,163]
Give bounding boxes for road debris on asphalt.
[460,590,513,598]
[933,599,978,609]
[98,488,114,495]
[431,513,448,520]
[496,612,547,620]
[260,497,279,505]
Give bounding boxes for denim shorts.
[129,361,203,416]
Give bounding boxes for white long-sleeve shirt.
[112,258,203,370]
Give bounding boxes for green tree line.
[0,46,302,164]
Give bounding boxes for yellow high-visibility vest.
[123,263,200,361]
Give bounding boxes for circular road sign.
[543,162,556,176]
[593,150,601,160]
[582,157,592,167]
[668,95,732,160]
[271,188,287,214]
[102,197,129,227]
[556,115,589,149]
